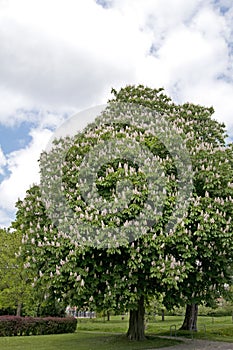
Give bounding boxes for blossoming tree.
[14,85,233,340]
[111,86,233,331]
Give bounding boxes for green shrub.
[0,316,77,336]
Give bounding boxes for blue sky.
[0,123,33,154]
[0,0,233,227]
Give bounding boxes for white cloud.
[0,0,233,131]
[0,146,6,174]
[0,128,52,215]
[1,0,233,227]
[0,0,146,122]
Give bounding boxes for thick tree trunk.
[180,304,198,331]
[127,296,146,341]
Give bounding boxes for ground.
[156,337,233,350]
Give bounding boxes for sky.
[0,0,233,228]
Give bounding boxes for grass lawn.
[146,315,233,342]
[0,315,232,349]
[78,315,233,342]
[0,332,181,350]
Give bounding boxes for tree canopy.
[0,228,31,316]
[13,85,233,340]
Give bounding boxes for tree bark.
[161,309,165,322]
[16,302,22,317]
[127,296,146,341]
[180,304,198,331]
[107,310,110,321]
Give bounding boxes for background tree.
[14,85,233,340]
[0,228,32,316]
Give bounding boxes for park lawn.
[0,315,232,349]
[146,315,233,342]
[0,331,181,350]
[78,315,233,342]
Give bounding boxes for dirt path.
[156,337,233,350]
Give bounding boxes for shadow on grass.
[0,332,182,350]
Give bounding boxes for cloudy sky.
[0,0,233,228]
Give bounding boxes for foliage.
[13,85,233,339]
[0,227,65,317]
[0,228,32,315]
[111,86,233,309]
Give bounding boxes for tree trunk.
[127,296,146,341]
[16,302,22,317]
[180,304,198,331]
[107,310,110,321]
[161,309,165,322]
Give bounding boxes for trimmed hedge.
[0,316,77,336]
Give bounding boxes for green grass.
[146,315,233,342]
[78,315,233,342]
[0,332,181,350]
[0,315,232,349]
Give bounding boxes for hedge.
[0,316,77,336]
